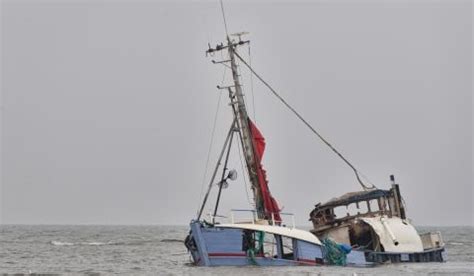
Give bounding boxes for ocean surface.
[0,225,472,275]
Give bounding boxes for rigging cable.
[233,51,376,191]
[196,67,227,216]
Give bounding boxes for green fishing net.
[322,238,348,266]
[247,231,265,265]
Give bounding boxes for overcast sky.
[1,0,472,226]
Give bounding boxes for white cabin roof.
[216,223,322,245]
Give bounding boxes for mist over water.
[0,225,472,275]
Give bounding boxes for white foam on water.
[50,241,74,246]
[51,241,108,246]
[81,242,106,246]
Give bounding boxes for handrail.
[228,209,296,228]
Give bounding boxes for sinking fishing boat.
[184,33,446,265]
[185,34,331,266]
[309,175,446,263]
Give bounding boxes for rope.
[359,171,378,191]
[233,51,376,191]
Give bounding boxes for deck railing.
[227,209,296,228]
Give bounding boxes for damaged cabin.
[310,188,405,251]
[309,178,445,262]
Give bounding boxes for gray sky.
[1,0,472,226]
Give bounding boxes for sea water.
[0,225,472,275]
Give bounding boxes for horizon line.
[1,223,473,228]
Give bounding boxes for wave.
[50,241,108,246]
[51,241,74,246]
[82,242,107,246]
[50,240,155,246]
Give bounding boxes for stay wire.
[233,51,376,191]
[196,67,227,216]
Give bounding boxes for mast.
[206,36,266,219]
[226,37,265,219]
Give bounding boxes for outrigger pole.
[212,123,235,220]
[197,118,237,221]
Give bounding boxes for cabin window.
[368,199,379,213]
[263,234,278,258]
[242,230,266,255]
[242,229,255,252]
[281,236,294,259]
[333,206,347,218]
[347,203,358,216]
[357,201,369,214]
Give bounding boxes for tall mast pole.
[226,37,265,219]
[205,36,265,219]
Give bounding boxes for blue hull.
[184,221,369,267]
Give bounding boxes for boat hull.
[185,221,342,267]
[362,247,446,263]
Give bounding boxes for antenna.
[231,32,249,42]
[220,0,229,36]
